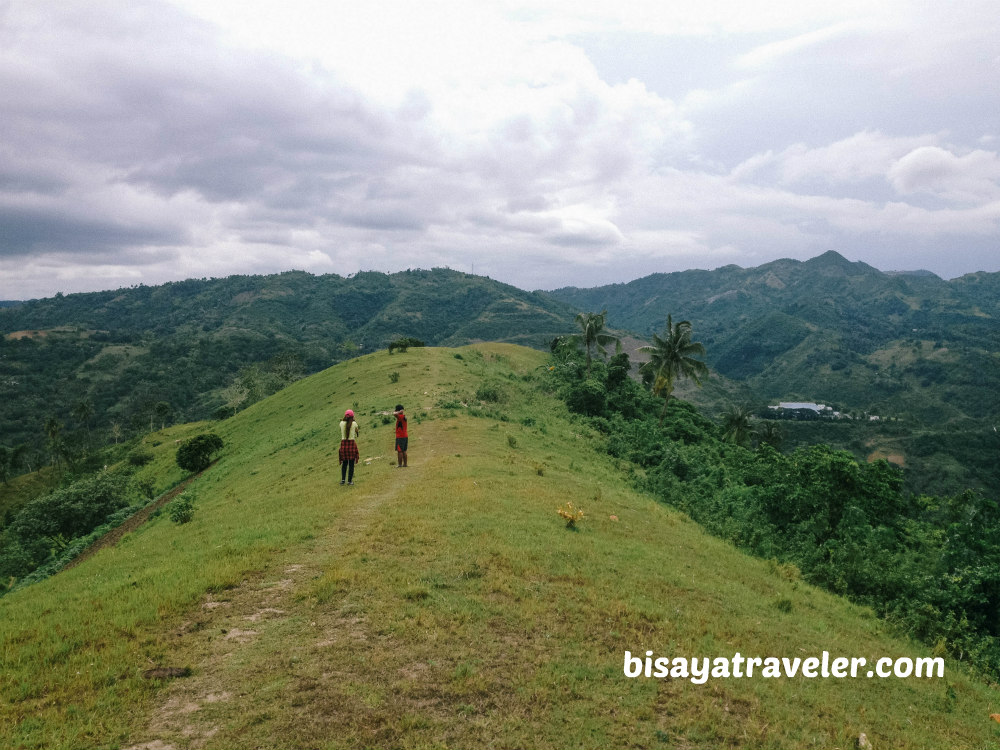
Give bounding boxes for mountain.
[3,254,997,498]
[3,344,997,748]
[0,269,579,455]
[545,251,1000,496]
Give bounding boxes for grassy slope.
[2,344,999,749]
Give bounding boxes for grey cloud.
[0,205,185,257]
[0,1,426,243]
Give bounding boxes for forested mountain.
[0,269,578,463]
[3,254,997,497]
[546,251,1000,496]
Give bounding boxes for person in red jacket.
[393,404,408,468]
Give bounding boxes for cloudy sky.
[2,0,998,298]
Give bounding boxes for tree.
[220,379,250,417]
[266,352,304,384]
[572,310,620,377]
[72,398,95,447]
[154,401,173,431]
[388,337,425,354]
[43,417,65,467]
[176,433,224,473]
[721,404,754,447]
[756,421,783,450]
[639,315,709,425]
[0,446,11,485]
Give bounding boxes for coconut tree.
[639,315,709,425]
[756,421,783,450]
[721,404,754,447]
[72,398,95,449]
[573,310,620,377]
[44,416,65,467]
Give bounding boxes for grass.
[2,343,1000,748]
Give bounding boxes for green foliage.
[639,315,708,425]
[563,379,607,417]
[569,310,620,376]
[0,470,136,590]
[127,449,154,467]
[547,344,1000,678]
[474,382,505,404]
[175,433,223,473]
[388,337,425,354]
[168,493,195,524]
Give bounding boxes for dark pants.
[341,460,355,482]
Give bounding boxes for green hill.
[545,251,1000,497]
[0,268,578,464]
[2,344,998,748]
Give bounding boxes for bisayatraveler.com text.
[625,650,944,684]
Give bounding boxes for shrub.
[127,450,154,467]
[0,471,136,587]
[388,337,425,354]
[176,433,223,473]
[475,382,505,403]
[563,379,607,417]
[169,493,195,524]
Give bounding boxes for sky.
[1,0,999,299]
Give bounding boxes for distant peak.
[807,250,851,265]
[804,250,880,276]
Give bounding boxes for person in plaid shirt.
[339,409,360,485]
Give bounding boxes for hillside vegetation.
[0,268,578,459]
[546,251,1000,497]
[2,344,999,749]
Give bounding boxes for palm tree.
[756,421,783,450]
[573,310,620,377]
[639,315,709,425]
[73,398,95,449]
[722,404,754,447]
[44,417,65,467]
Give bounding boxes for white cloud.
[889,146,1000,202]
[773,132,937,186]
[2,0,1000,298]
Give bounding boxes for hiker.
[339,409,360,485]
[393,404,408,467]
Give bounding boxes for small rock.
[856,733,873,750]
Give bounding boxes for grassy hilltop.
[2,344,999,748]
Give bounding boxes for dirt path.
[123,436,439,750]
